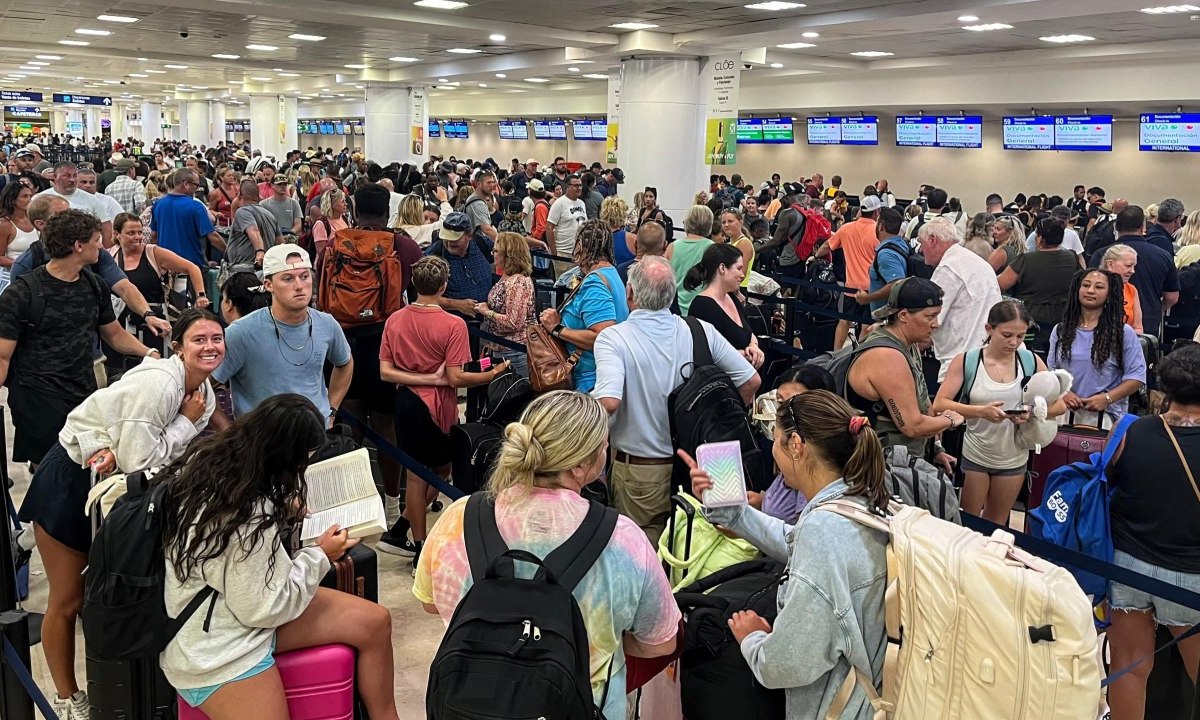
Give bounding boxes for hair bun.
[503,422,545,473]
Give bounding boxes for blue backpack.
[1029,412,1137,600]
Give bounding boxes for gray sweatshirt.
[706,480,888,720]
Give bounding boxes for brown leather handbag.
[525,272,610,393]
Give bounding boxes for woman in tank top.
[108,213,209,319]
[932,300,1065,523]
[208,166,240,228]
[0,180,38,293]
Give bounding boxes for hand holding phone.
[695,441,748,508]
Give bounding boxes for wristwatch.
[141,308,156,319]
[551,323,565,338]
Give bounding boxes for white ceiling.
[2,0,1200,110]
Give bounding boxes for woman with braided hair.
[1048,268,1146,424]
[537,218,629,392]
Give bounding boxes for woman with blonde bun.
[414,391,680,720]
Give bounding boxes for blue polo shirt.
[149,193,215,268]
[868,236,910,312]
[426,237,495,302]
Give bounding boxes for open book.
[301,448,387,546]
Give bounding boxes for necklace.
[269,307,313,365]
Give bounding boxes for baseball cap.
[527,178,545,192]
[440,212,472,242]
[262,243,313,277]
[115,158,136,172]
[24,144,41,156]
[525,158,539,166]
[272,175,290,185]
[871,278,944,321]
[860,195,883,213]
[13,149,33,160]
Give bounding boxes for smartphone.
[1004,406,1028,415]
[695,441,748,508]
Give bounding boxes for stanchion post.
[0,610,34,720]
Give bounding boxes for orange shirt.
[826,217,878,292]
[1122,282,1139,328]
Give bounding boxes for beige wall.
[428,130,606,168]
[719,116,1200,212]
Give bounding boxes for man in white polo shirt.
[36,161,114,246]
[592,255,760,542]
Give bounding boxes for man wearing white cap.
[211,243,353,425]
[511,158,539,200]
[815,194,884,349]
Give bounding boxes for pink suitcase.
[177,643,356,720]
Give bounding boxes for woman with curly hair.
[161,394,399,720]
[987,214,1028,273]
[1048,269,1147,424]
[537,219,628,392]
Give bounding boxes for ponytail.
[843,424,888,512]
[683,261,707,291]
[683,242,743,292]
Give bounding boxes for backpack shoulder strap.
[958,348,984,404]
[544,501,619,592]
[20,270,44,329]
[1101,413,1140,471]
[683,315,714,368]
[1016,348,1037,378]
[464,493,512,582]
[871,242,908,278]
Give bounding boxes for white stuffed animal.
[1015,369,1073,452]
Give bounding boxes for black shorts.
[8,384,80,464]
[393,386,452,470]
[336,325,397,416]
[18,442,93,553]
[839,294,873,324]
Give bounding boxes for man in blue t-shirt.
[856,207,911,313]
[149,168,223,268]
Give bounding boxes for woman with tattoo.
[932,300,1066,523]
[1048,269,1146,425]
[1104,343,1200,720]
[845,278,965,473]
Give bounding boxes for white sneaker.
[384,495,401,526]
[53,691,89,720]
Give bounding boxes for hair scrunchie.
[848,415,869,436]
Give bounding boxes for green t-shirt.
[670,237,714,315]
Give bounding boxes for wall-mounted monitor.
[428,120,441,138]
[736,118,794,145]
[1054,115,1112,152]
[1139,113,1200,152]
[895,116,938,147]
[443,120,469,139]
[1003,116,1055,150]
[498,120,528,140]
[353,120,364,135]
[572,119,606,141]
[806,117,840,145]
[935,116,983,148]
[533,120,566,140]
[839,116,878,146]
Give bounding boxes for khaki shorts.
[610,459,673,545]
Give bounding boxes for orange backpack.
[317,228,405,327]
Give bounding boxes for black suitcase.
[449,422,504,495]
[87,655,177,720]
[319,543,378,602]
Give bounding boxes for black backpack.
[1084,213,1118,257]
[80,473,216,661]
[479,368,534,426]
[427,494,618,720]
[668,317,761,489]
[18,243,106,329]
[871,242,933,282]
[797,257,838,309]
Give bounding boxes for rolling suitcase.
[87,656,178,720]
[449,422,503,495]
[177,643,356,720]
[319,543,378,602]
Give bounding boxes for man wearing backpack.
[816,195,882,350]
[757,184,808,275]
[462,169,499,242]
[904,187,949,247]
[856,207,910,314]
[593,256,759,541]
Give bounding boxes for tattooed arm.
[849,346,964,439]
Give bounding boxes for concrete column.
[249,94,296,161]
[110,105,125,141]
[364,85,427,166]
[140,102,161,144]
[209,101,227,150]
[85,108,102,139]
[618,57,706,220]
[177,102,190,143]
[187,101,219,147]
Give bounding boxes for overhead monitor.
[806,117,840,145]
[839,116,878,146]
[1054,115,1112,152]
[895,116,938,147]
[1139,113,1200,152]
[935,116,983,148]
[1002,116,1055,150]
[444,120,468,139]
[428,120,441,138]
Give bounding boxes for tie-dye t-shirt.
[414,487,680,719]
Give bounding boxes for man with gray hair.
[150,168,224,269]
[1146,197,1185,254]
[593,255,759,542]
[919,217,1002,383]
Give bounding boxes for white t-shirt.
[1025,228,1083,254]
[521,196,536,233]
[37,187,114,222]
[548,196,587,255]
[93,192,124,222]
[930,243,1003,381]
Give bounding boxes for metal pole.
[0,610,34,719]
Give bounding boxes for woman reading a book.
[160,393,400,720]
[17,308,225,720]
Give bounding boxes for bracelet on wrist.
[1104,392,1114,405]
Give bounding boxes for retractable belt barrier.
[338,410,465,503]
[1,633,55,719]
[471,326,526,354]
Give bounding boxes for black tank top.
[119,248,164,307]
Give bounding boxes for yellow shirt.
[1176,244,1200,269]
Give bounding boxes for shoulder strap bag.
[525,271,611,393]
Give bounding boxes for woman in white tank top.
[0,180,38,294]
[932,300,1066,523]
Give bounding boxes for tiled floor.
[4,395,447,717]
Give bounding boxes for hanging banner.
[704,53,741,166]
[278,96,286,145]
[410,87,427,157]
[605,71,621,165]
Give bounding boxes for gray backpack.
[884,444,961,524]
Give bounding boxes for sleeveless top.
[214,186,237,226]
[612,228,634,265]
[961,354,1029,470]
[4,218,37,260]
[670,237,714,316]
[732,234,755,287]
[114,246,165,306]
[846,329,931,458]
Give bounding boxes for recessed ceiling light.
[192,85,209,89]
[26,61,49,66]
[390,56,419,62]
[435,85,457,90]
[957,15,979,21]
[447,48,482,53]
[1140,4,1200,12]
[355,84,364,88]
[414,0,468,8]
[850,50,894,57]
[568,67,580,72]
[7,74,25,78]
[801,31,820,38]
[495,73,506,78]
[1039,34,1094,43]
[103,79,120,84]
[744,1,805,10]
[288,33,326,41]
[438,77,449,82]
[145,69,165,73]
[963,23,1012,31]
[524,77,549,82]
[609,22,659,29]
[212,53,240,59]
[97,14,138,22]
[164,64,188,69]
[489,33,506,41]
[321,87,329,91]
[250,76,272,81]
[478,83,487,87]
[18,66,38,71]
[75,28,112,36]
[582,73,608,79]
[769,62,784,68]
[277,72,300,77]
[776,42,816,48]
[245,44,278,51]
[128,73,148,78]
[59,40,90,46]
[35,55,62,60]
[344,63,368,69]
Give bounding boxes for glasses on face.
[568,183,582,189]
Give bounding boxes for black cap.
[872,278,944,320]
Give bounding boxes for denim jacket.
[706,480,888,719]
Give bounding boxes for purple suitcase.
[177,643,356,720]
[1028,421,1110,509]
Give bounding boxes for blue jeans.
[492,348,528,378]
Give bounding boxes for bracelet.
[1104,392,1113,406]
[142,308,156,319]
[197,291,206,297]
[144,348,159,358]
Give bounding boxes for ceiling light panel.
[1139,4,1200,12]
[1039,34,1095,43]
[957,15,979,21]
[35,55,62,60]
[97,14,138,22]
[962,23,1013,31]
[288,33,326,41]
[212,53,240,59]
[776,42,816,48]
[75,28,112,35]
[850,50,893,57]
[447,48,482,53]
[58,40,89,46]
[390,56,419,62]
[524,77,549,82]
[744,1,805,10]
[414,0,468,8]
[489,34,505,41]
[164,64,189,69]
[610,22,659,29]
[582,74,608,79]
[245,44,278,51]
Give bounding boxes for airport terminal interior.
[4,0,1200,719]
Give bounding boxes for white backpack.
[819,501,1101,720]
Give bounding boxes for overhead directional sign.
[53,93,112,106]
[0,90,43,103]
